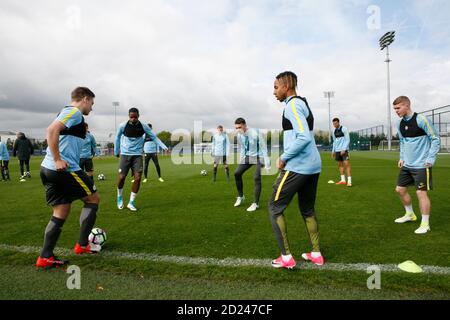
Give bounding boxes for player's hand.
[331,152,335,158]
[425,162,433,168]
[398,160,404,168]
[55,159,68,171]
[276,158,286,170]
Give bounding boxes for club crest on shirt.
[405,126,409,130]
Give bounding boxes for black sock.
[225,167,230,180]
[41,216,65,258]
[213,167,218,181]
[79,203,98,246]
[1,168,5,180]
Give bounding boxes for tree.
[157,131,172,148]
[314,130,330,146]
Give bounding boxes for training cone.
[328,180,335,184]
[398,260,423,273]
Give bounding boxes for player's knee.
[269,198,285,216]
[268,202,279,217]
[85,192,100,204]
[416,190,428,198]
[395,186,406,194]
[301,209,315,218]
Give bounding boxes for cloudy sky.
[1,0,449,141]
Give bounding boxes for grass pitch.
[0,152,449,299]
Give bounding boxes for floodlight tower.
[379,31,395,151]
[112,101,120,134]
[324,91,335,146]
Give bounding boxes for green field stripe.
[1,244,449,275]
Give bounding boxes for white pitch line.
[1,244,449,275]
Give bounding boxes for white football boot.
[414,224,431,235]
[246,203,259,212]
[234,196,245,207]
[395,212,417,223]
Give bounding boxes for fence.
[418,105,450,153]
[354,105,450,153]
[379,105,450,152]
[352,125,385,151]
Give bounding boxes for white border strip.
[1,244,449,275]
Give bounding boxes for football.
[97,173,106,180]
[200,169,207,176]
[88,227,107,246]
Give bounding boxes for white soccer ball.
[97,173,106,180]
[200,169,207,176]
[88,227,107,246]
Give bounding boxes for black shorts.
[397,167,433,191]
[40,167,97,206]
[119,155,143,176]
[0,160,9,167]
[335,150,350,162]
[79,158,94,172]
[214,156,227,165]
[269,170,320,217]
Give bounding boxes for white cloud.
[0,0,449,141]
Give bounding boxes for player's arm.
[257,130,271,168]
[142,124,157,141]
[46,120,68,171]
[279,101,312,167]
[225,134,230,157]
[142,125,166,150]
[331,130,336,157]
[238,135,245,161]
[398,122,405,168]
[156,137,168,151]
[91,135,97,157]
[114,124,124,157]
[49,107,81,170]
[342,127,350,153]
[211,135,215,156]
[419,115,440,167]
[0,143,5,158]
